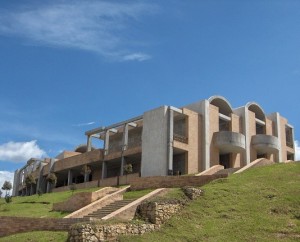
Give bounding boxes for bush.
[5,194,12,203]
[37,188,43,196]
[69,183,77,194]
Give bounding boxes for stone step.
[84,199,134,219]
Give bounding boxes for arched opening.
[246,102,266,135]
[209,96,233,132]
[209,96,233,116]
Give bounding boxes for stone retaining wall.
[136,201,184,224]
[0,216,89,237]
[68,223,160,242]
[130,174,227,190]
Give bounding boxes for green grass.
[0,187,100,218]
[0,231,68,242]
[123,189,154,200]
[120,162,300,241]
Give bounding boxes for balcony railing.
[251,134,279,154]
[213,131,246,153]
[174,133,188,144]
[286,140,294,149]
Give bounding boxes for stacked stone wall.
[136,201,184,224]
[68,223,160,242]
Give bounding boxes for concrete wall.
[209,105,219,166]
[130,174,227,190]
[53,149,103,172]
[231,113,242,167]
[141,106,169,176]
[0,217,88,237]
[173,108,202,174]
[248,110,257,161]
[53,187,118,212]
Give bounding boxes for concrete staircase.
[84,199,134,220]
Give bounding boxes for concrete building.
[12,96,296,196]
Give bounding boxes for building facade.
[12,96,296,196]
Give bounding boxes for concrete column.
[291,126,296,160]
[244,107,250,165]
[12,169,20,196]
[202,100,210,170]
[104,130,110,155]
[84,172,89,183]
[123,124,129,151]
[120,124,129,176]
[67,170,73,186]
[46,182,51,193]
[101,162,107,179]
[167,108,174,175]
[86,135,92,152]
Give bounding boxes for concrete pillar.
[67,170,73,186]
[244,107,250,165]
[120,124,129,176]
[202,100,210,170]
[267,112,283,163]
[46,182,51,193]
[291,126,296,160]
[84,172,89,183]
[101,162,107,179]
[104,130,110,155]
[86,135,92,152]
[167,108,174,175]
[12,169,20,196]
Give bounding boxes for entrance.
[219,154,231,169]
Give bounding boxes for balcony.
[213,131,246,154]
[174,133,188,144]
[251,134,279,154]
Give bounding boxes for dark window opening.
[256,123,265,134]
[257,154,267,159]
[219,154,231,169]
[285,126,293,148]
[219,119,230,131]
[287,153,294,160]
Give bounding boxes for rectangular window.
[285,126,293,148]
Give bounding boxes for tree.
[2,181,12,196]
[69,183,77,195]
[46,173,57,185]
[123,163,133,175]
[81,165,91,182]
[123,163,133,185]
[24,174,37,196]
[46,173,57,193]
[0,190,2,198]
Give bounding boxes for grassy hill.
[120,162,300,241]
[1,162,299,241]
[0,187,99,218]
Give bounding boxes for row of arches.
[208,95,266,121]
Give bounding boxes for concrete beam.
[85,115,143,136]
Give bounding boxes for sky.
[0,0,300,192]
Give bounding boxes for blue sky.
[0,0,300,188]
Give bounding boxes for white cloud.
[0,140,46,163]
[72,121,95,127]
[295,140,300,161]
[0,1,157,61]
[122,53,151,62]
[0,171,14,196]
